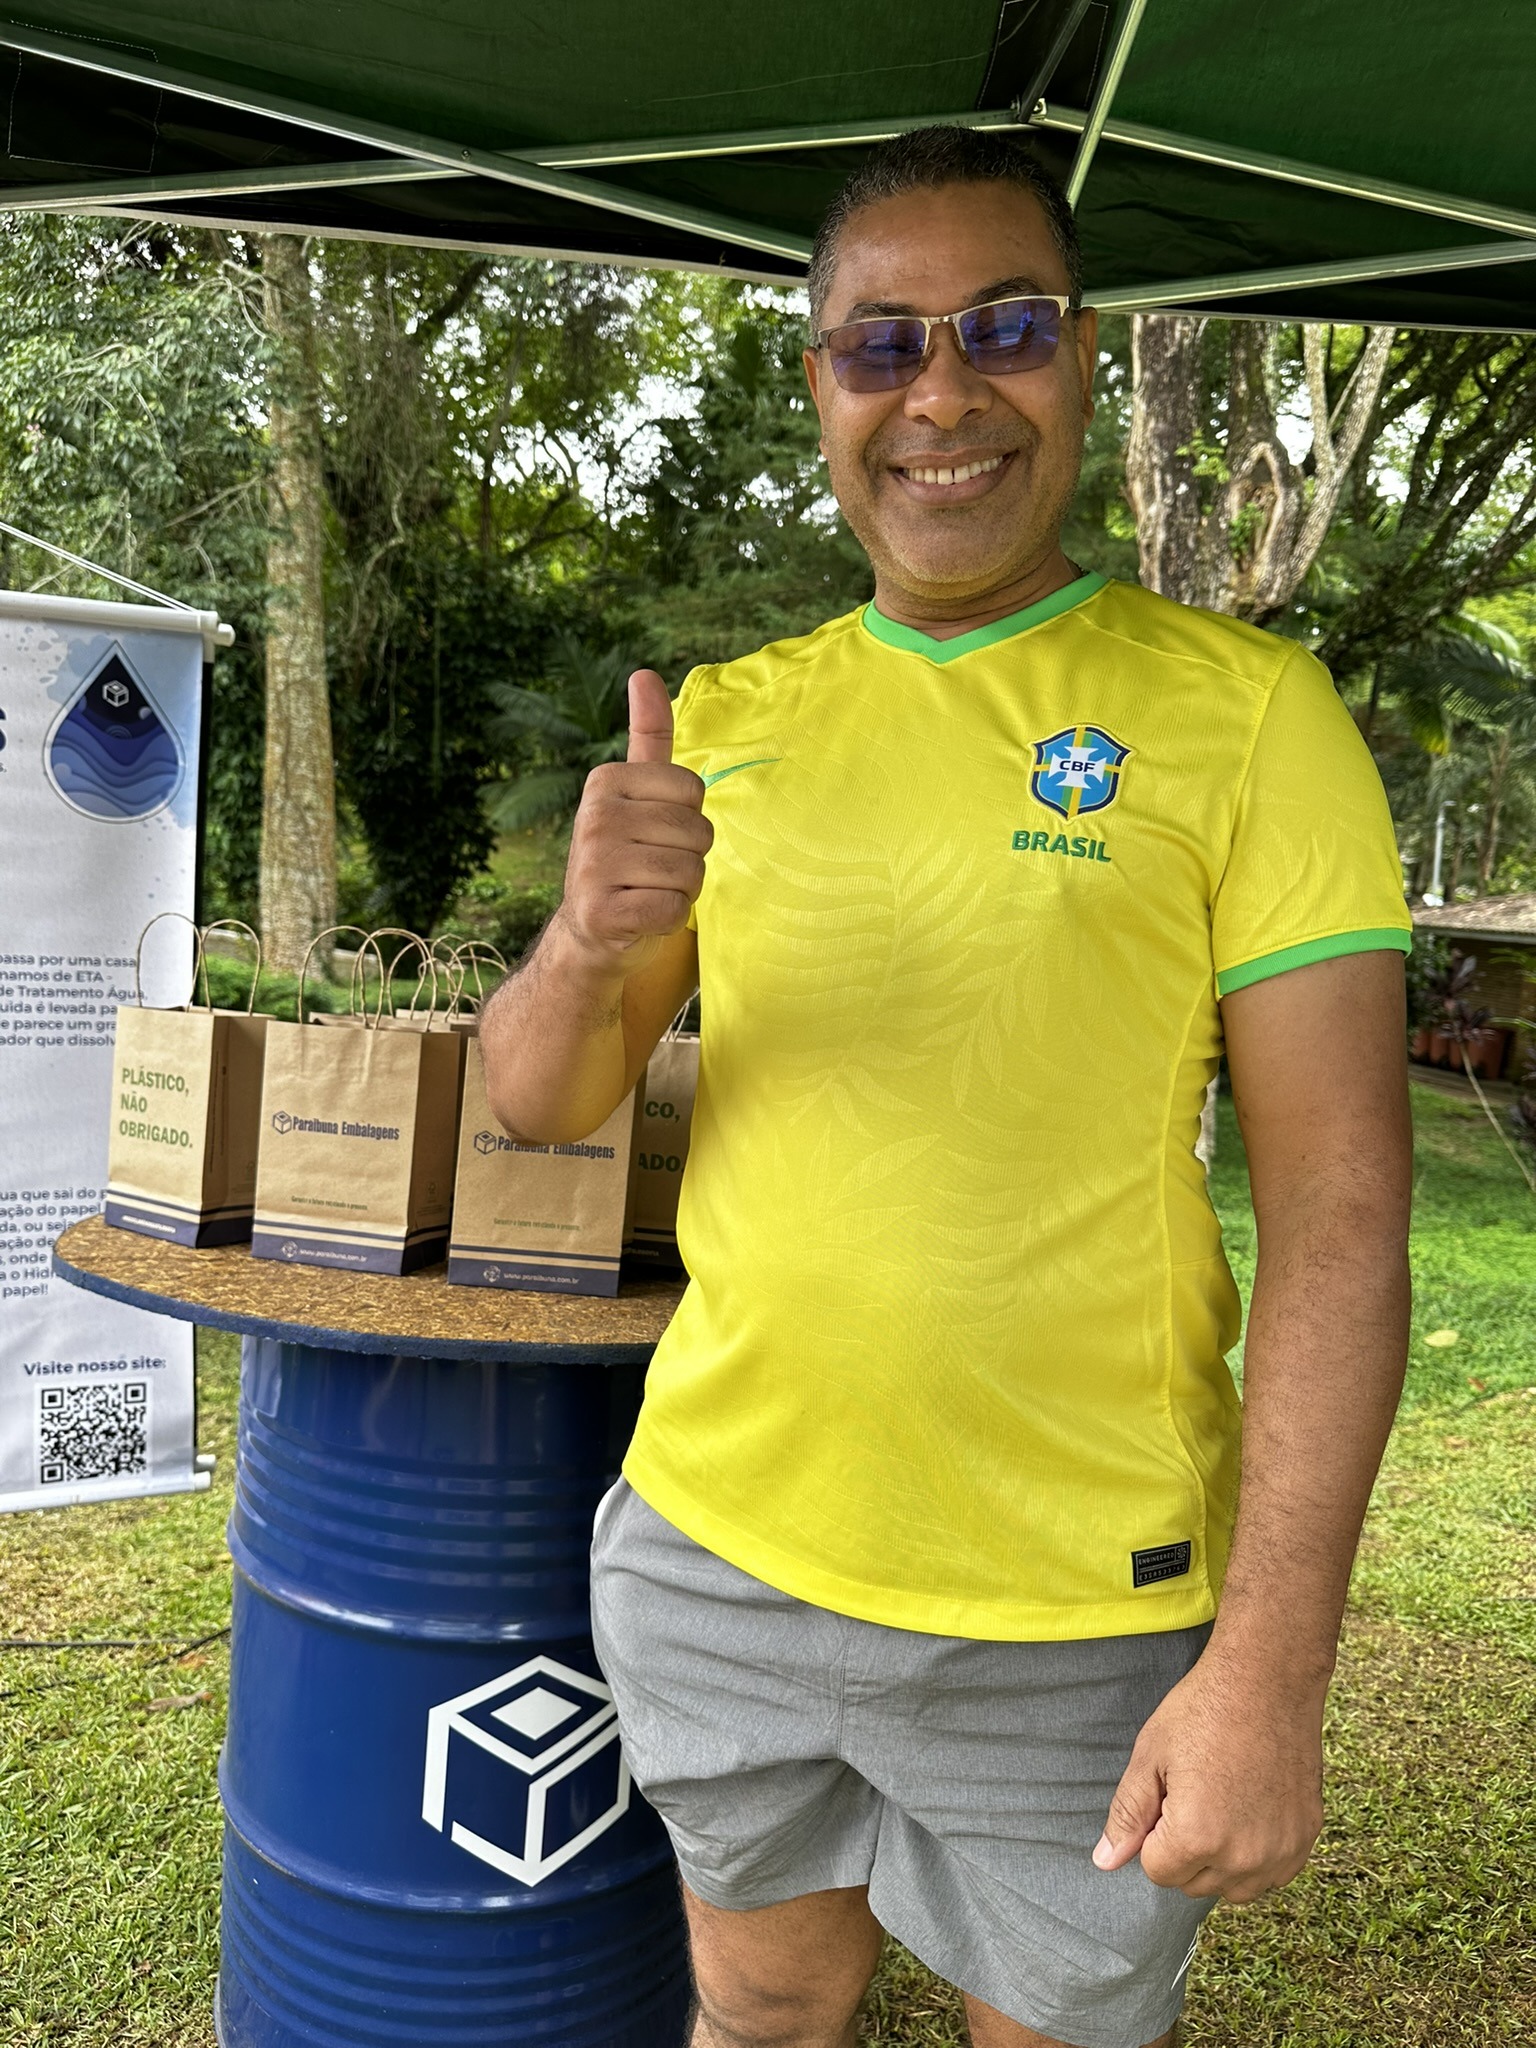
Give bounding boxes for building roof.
[1412,895,1536,942]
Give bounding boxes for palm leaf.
[545,632,632,742]
[1379,624,1532,755]
[485,680,591,751]
[482,765,583,833]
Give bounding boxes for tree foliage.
[6,211,1536,928]
[617,289,871,676]
[0,215,270,919]
[482,635,631,833]
[1318,334,1536,676]
[304,245,688,928]
[1117,306,1536,902]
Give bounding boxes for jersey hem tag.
[1131,1541,1192,1588]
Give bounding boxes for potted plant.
[1416,948,1478,1067]
[1407,938,1471,1065]
[1460,1022,1509,1079]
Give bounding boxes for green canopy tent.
[0,2,1531,326]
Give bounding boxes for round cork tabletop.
[53,1215,687,1363]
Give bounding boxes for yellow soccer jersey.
[623,572,1411,1640]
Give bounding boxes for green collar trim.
[861,570,1108,664]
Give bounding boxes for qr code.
[38,1382,148,1484]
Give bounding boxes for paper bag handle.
[369,928,440,1023]
[663,988,701,1041]
[431,936,468,1019]
[199,919,262,1013]
[134,912,207,1012]
[446,940,508,1018]
[296,926,377,1025]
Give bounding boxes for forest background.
[4,215,1536,973]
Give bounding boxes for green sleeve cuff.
[1216,927,1412,999]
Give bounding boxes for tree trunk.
[1125,315,1394,622]
[1447,817,1467,901]
[259,233,337,976]
[1124,315,1208,601]
[1211,323,1304,615]
[1359,660,1385,747]
[478,331,524,560]
[1195,1075,1219,1173]
[1479,732,1509,893]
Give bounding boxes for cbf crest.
[1029,725,1130,820]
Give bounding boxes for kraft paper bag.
[626,1029,699,1269]
[448,1039,638,1296]
[252,939,465,1274]
[105,917,268,1247]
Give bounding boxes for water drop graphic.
[45,647,183,820]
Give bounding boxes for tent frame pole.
[5,78,1531,257]
[1004,0,1095,136]
[1090,234,1536,313]
[8,106,1534,251]
[0,159,460,212]
[538,110,1024,167]
[1037,103,1536,243]
[0,24,1530,312]
[0,110,1035,215]
[0,22,812,262]
[1065,0,1149,207]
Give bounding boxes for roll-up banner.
[0,590,225,1512]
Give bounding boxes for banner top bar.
[0,589,234,662]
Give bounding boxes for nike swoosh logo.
[701,756,781,788]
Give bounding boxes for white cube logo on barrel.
[421,1656,630,1886]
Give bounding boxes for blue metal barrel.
[218,1337,690,2047]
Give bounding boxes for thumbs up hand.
[624,668,676,766]
[558,669,711,974]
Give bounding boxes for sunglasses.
[815,294,1072,393]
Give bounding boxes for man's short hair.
[807,124,1084,328]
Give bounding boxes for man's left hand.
[1091,1645,1326,1902]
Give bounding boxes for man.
[480,127,1412,2048]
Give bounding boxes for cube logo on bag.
[422,1657,630,1887]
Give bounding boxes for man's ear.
[803,345,827,433]
[1074,306,1100,423]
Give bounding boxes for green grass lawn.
[3,1085,1534,2045]
[481,821,570,893]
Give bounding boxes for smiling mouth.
[890,450,1014,491]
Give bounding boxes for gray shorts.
[590,1480,1214,2048]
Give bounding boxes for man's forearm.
[1208,1197,1410,1691]
[1094,926,1412,1899]
[479,910,633,1145]
[1211,954,1414,1689]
